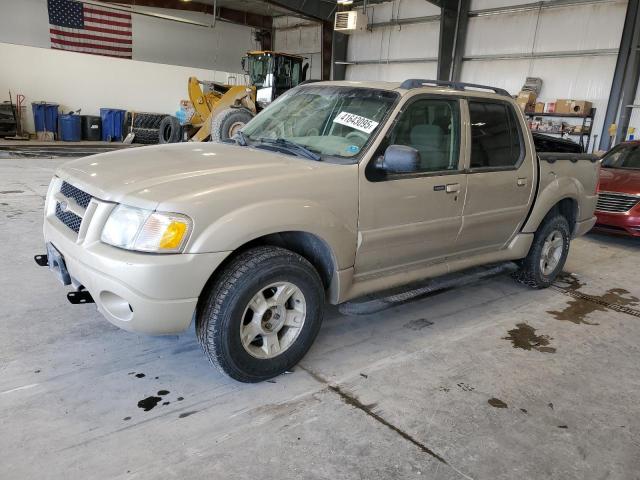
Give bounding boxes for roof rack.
[399,79,511,97]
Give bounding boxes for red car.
[595,140,640,236]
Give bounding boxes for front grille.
[596,192,640,213]
[55,202,82,233]
[60,181,92,209]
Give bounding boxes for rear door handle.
[445,183,460,193]
[517,178,527,187]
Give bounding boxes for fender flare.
[522,176,583,233]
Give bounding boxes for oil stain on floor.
[488,398,508,408]
[503,323,556,353]
[550,272,640,324]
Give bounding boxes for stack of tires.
[124,112,168,145]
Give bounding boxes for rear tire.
[210,108,253,143]
[196,246,324,383]
[158,116,182,144]
[512,214,571,288]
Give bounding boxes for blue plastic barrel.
[100,108,126,142]
[59,114,82,142]
[32,102,59,133]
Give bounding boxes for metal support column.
[437,0,469,81]
[332,32,349,80]
[600,0,640,149]
[322,21,334,81]
[616,6,640,145]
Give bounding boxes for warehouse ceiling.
[188,0,293,17]
[108,0,395,22]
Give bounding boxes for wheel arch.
[534,197,579,235]
[522,176,582,236]
[196,230,340,311]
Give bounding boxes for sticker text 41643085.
[333,111,379,134]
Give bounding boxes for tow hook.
[34,254,48,266]
[67,289,94,305]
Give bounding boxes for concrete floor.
[1,157,640,480]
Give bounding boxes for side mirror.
[376,145,420,174]
[241,56,248,73]
[302,63,309,81]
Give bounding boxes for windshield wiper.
[257,138,321,161]
[232,130,248,146]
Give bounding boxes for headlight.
[101,205,192,253]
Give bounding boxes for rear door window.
[468,101,523,169]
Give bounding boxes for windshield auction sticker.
[333,112,379,134]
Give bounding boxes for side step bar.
[339,262,518,315]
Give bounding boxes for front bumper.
[43,186,230,334]
[594,208,640,237]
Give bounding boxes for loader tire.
[158,116,183,144]
[210,108,253,143]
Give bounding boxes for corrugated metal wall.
[344,0,630,150]
[346,0,440,80]
[273,16,323,80]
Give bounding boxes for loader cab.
[243,51,308,109]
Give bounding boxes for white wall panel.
[0,42,243,132]
[348,22,439,62]
[386,22,440,59]
[532,2,626,53]
[346,62,437,82]
[273,16,322,80]
[470,0,538,9]
[368,0,440,23]
[0,0,50,48]
[465,12,538,56]
[0,0,255,72]
[465,2,626,56]
[462,55,618,149]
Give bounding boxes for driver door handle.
[446,183,460,193]
[517,178,528,187]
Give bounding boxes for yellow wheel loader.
[159,51,308,144]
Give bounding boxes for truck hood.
[599,167,640,196]
[56,142,336,209]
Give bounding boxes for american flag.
[47,0,132,59]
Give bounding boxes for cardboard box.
[517,100,535,112]
[544,102,556,113]
[534,102,545,113]
[516,91,537,112]
[570,101,592,116]
[555,99,574,114]
[517,91,537,104]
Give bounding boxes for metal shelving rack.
[525,108,596,152]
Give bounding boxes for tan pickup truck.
[38,79,599,382]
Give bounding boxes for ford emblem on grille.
[59,201,69,212]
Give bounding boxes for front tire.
[196,246,324,383]
[210,108,253,143]
[513,214,571,288]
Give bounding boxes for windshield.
[248,55,271,88]
[242,86,399,162]
[601,143,640,170]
